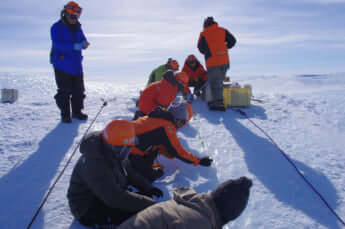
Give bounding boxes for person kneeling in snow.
[67,120,163,227]
[118,176,253,229]
[182,54,208,99]
[129,102,212,183]
[133,70,189,120]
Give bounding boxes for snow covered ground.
[0,71,345,229]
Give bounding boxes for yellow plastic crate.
[223,87,251,107]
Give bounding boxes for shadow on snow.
[0,122,81,228]
[195,99,340,229]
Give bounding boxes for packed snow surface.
[0,72,345,228]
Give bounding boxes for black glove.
[199,157,213,166]
[148,187,163,198]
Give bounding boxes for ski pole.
[27,99,108,229]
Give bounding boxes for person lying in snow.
[133,70,189,120]
[67,120,163,227]
[118,176,253,229]
[129,102,212,183]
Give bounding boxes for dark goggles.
[65,5,82,13]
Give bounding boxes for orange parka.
[182,60,208,83]
[130,108,200,166]
[197,23,236,68]
[138,71,182,115]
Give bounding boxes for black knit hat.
[203,16,216,29]
[211,176,252,225]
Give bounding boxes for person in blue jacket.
[50,1,90,123]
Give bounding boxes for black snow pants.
[188,79,207,96]
[128,150,159,183]
[78,198,136,227]
[54,68,85,115]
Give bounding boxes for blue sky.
[1,0,345,82]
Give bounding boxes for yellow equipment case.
[223,82,251,107]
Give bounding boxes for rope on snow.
[231,107,345,227]
[27,100,108,229]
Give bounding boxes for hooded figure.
[134,71,188,120]
[129,102,211,183]
[67,120,163,227]
[182,54,208,97]
[118,176,253,229]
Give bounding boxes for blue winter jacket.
[50,19,87,76]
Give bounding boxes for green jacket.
[67,131,156,220]
[147,64,167,86]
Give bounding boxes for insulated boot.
[61,112,72,123]
[55,94,72,123]
[72,111,88,120]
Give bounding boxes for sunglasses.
[65,5,82,13]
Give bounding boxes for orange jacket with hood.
[138,71,182,115]
[130,108,200,165]
[182,60,208,83]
